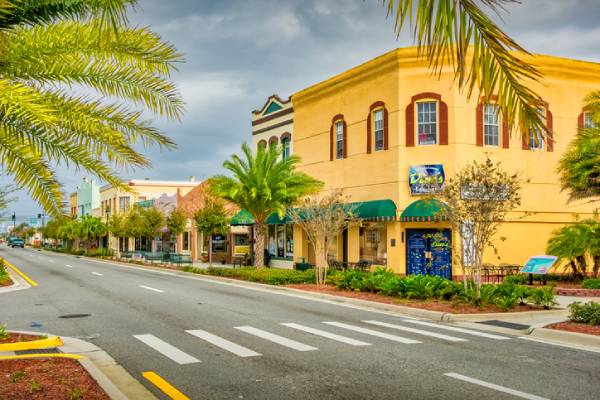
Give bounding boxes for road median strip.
[2,258,38,287]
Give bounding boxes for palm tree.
[547,222,593,279]
[383,0,545,134]
[211,144,323,267]
[78,215,107,250]
[0,0,183,216]
[558,91,600,201]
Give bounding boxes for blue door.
[406,229,452,279]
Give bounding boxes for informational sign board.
[520,255,557,274]
[409,165,445,195]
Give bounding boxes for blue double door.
[406,229,452,279]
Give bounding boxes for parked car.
[8,237,25,248]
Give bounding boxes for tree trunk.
[254,223,265,268]
[208,233,212,267]
[314,240,328,285]
[594,256,599,278]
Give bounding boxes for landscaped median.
[0,259,13,287]
[544,301,600,338]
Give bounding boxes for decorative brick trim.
[268,136,279,145]
[280,132,291,141]
[253,119,293,135]
[252,107,294,126]
[257,139,267,149]
[411,92,441,102]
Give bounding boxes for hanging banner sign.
[520,255,557,275]
[409,165,445,195]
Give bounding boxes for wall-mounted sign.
[520,255,557,274]
[409,165,445,195]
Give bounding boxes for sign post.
[520,255,557,286]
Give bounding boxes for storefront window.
[212,234,226,253]
[359,223,387,265]
[285,225,293,257]
[182,231,190,251]
[267,224,294,259]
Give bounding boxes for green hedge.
[182,267,316,285]
[329,268,557,309]
[569,301,600,325]
[582,278,600,289]
[0,259,7,280]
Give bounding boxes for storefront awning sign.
[409,164,445,195]
[400,199,448,222]
[520,255,557,275]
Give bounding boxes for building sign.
[521,255,557,274]
[409,165,445,195]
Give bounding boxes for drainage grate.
[477,320,530,330]
[16,348,60,355]
[58,313,91,319]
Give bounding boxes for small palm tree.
[547,222,593,279]
[211,144,323,267]
[383,0,545,133]
[78,215,107,250]
[0,0,183,215]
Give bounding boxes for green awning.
[230,209,255,226]
[400,199,448,222]
[136,199,155,208]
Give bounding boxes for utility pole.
[11,212,15,235]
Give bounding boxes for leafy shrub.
[528,286,558,309]
[0,259,7,279]
[0,323,8,340]
[569,301,600,325]
[478,285,498,306]
[188,267,316,285]
[503,274,528,285]
[329,270,369,291]
[582,278,600,289]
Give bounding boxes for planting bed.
[1,332,41,344]
[545,321,600,337]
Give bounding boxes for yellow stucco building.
[287,47,600,278]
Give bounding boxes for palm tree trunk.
[208,233,212,267]
[254,222,265,268]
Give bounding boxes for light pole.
[105,206,111,254]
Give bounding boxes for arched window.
[330,114,347,160]
[268,136,278,147]
[367,101,388,153]
[281,132,291,160]
[475,96,508,148]
[578,108,596,129]
[405,92,448,147]
[522,104,553,151]
[257,139,267,151]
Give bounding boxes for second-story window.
[417,101,437,145]
[584,111,596,129]
[335,120,344,159]
[282,137,291,160]
[529,107,546,150]
[373,109,384,151]
[483,104,500,146]
[119,196,130,211]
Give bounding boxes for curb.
[9,330,156,400]
[528,327,600,348]
[0,335,62,352]
[444,309,569,322]
[0,267,31,294]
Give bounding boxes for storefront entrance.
[406,229,452,279]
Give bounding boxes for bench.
[170,253,192,266]
[120,251,133,259]
[144,252,164,263]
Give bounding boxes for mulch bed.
[286,284,549,314]
[0,333,41,344]
[0,276,12,287]
[0,358,110,400]
[545,321,600,336]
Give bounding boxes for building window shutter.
[502,121,509,149]
[329,125,334,161]
[406,103,415,147]
[521,129,529,150]
[383,107,389,150]
[475,103,484,147]
[343,120,348,158]
[439,100,448,145]
[546,109,554,152]
[577,112,584,130]
[366,113,372,154]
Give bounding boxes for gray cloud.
[6,0,600,219]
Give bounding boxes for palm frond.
[384,0,545,134]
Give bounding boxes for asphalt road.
[1,245,599,400]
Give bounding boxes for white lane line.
[444,373,550,400]
[91,272,103,276]
[139,285,164,293]
[234,326,318,351]
[518,336,600,354]
[281,323,371,346]
[65,264,73,268]
[322,322,421,344]
[48,259,55,263]
[402,320,510,340]
[363,320,467,342]
[133,334,200,365]
[186,329,261,357]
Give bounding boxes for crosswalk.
[134,319,511,365]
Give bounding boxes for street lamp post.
[105,206,111,255]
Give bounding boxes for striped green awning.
[230,209,255,226]
[400,199,448,222]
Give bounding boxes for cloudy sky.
[5,0,600,221]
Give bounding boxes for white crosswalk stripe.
[133,334,200,364]
[363,320,467,342]
[186,329,261,357]
[281,323,371,346]
[322,322,421,344]
[402,319,510,340]
[234,326,318,351]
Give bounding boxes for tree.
[558,91,600,201]
[167,208,187,239]
[434,156,522,301]
[143,207,166,243]
[0,0,183,216]
[78,215,107,250]
[547,219,600,279]
[211,143,323,267]
[383,0,545,135]
[194,199,231,266]
[289,192,356,285]
[57,218,80,248]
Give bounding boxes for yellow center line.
[3,259,38,287]
[142,371,190,400]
